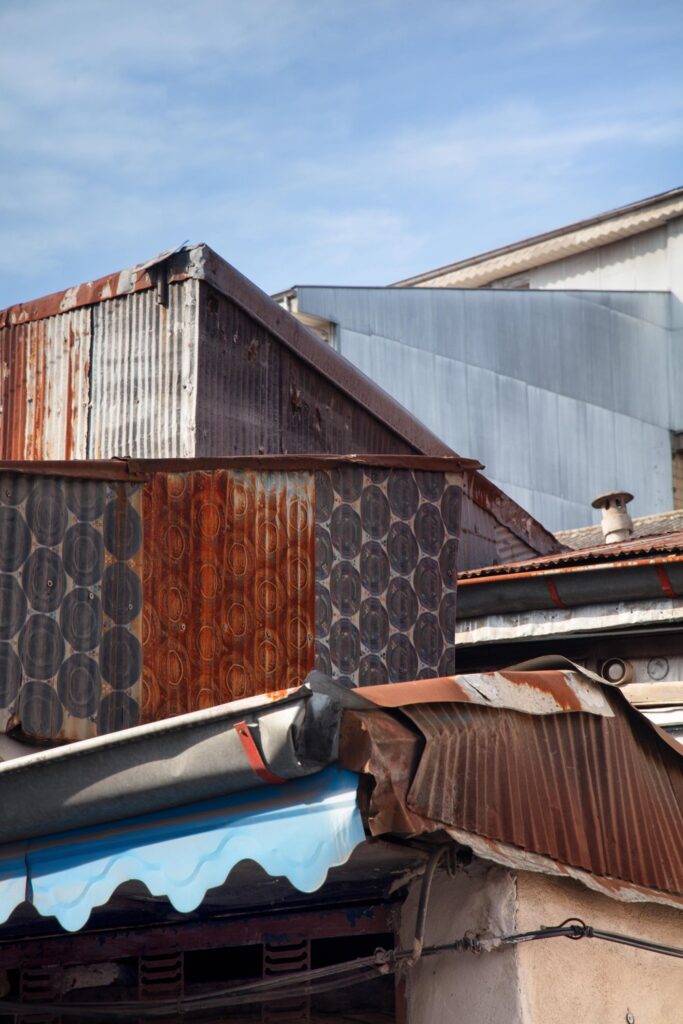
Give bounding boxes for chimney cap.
[591,490,634,510]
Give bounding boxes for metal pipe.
[403,845,449,968]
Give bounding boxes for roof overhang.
[391,187,683,288]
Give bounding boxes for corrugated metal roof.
[556,509,683,550]
[339,669,683,907]
[459,530,683,579]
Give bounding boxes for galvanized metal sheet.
[0,472,142,742]
[88,281,199,459]
[313,467,461,685]
[0,309,91,459]
[294,284,677,531]
[140,469,315,721]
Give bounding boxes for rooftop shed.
[0,246,559,569]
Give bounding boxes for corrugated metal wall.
[293,286,678,531]
[196,284,414,455]
[89,281,199,459]
[0,309,91,459]
[141,469,315,721]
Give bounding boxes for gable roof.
[392,186,683,288]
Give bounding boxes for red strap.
[234,721,285,785]
[656,566,678,599]
[546,578,566,609]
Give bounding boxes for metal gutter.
[0,688,340,845]
[458,554,683,617]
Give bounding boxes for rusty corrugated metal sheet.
[140,469,315,720]
[459,529,683,578]
[0,243,560,566]
[341,668,613,716]
[88,281,199,459]
[340,679,683,904]
[0,472,142,742]
[0,309,91,459]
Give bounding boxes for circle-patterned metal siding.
[314,468,460,686]
[0,473,143,741]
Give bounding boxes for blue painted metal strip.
[0,767,363,932]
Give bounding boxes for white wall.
[495,217,683,299]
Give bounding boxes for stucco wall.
[399,861,521,1024]
[514,872,683,1024]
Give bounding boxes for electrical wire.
[0,918,680,1018]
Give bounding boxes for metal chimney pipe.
[591,491,634,544]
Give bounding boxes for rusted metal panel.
[344,668,613,716]
[0,471,143,742]
[313,466,461,684]
[141,469,315,721]
[342,685,683,902]
[88,281,199,459]
[444,826,683,912]
[0,309,91,459]
[196,284,426,456]
[459,529,683,578]
[0,905,392,970]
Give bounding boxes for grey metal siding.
[294,286,678,531]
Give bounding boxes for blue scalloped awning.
[0,766,363,932]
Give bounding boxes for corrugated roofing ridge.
[458,529,683,578]
[391,186,683,287]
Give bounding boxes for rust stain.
[141,469,315,722]
[498,670,583,711]
[358,677,473,708]
[343,685,683,900]
[0,322,27,458]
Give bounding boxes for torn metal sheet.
[445,827,683,913]
[0,687,340,845]
[337,678,683,906]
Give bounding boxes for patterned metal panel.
[313,467,461,685]
[0,473,142,741]
[140,470,315,721]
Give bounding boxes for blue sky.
[1,0,682,307]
